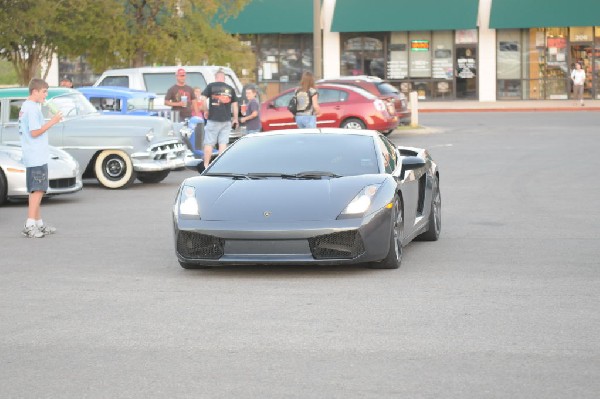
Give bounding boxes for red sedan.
[260,84,399,133]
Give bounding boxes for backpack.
[287,89,312,115]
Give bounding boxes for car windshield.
[208,134,379,177]
[143,72,208,95]
[128,96,154,111]
[377,83,399,95]
[43,93,98,119]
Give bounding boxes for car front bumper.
[131,140,187,172]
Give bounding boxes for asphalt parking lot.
[1,112,599,398]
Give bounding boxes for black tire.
[94,150,136,189]
[382,129,394,136]
[0,168,7,206]
[137,170,170,184]
[369,197,403,269]
[340,118,366,130]
[417,176,441,241]
[179,261,211,269]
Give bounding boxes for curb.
[418,107,600,113]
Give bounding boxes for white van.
[93,66,243,110]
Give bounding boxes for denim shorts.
[295,115,317,129]
[204,121,232,146]
[26,164,49,193]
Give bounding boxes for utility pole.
[313,0,322,79]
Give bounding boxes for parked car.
[318,76,410,129]
[0,142,82,205]
[77,86,158,116]
[260,84,399,133]
[0,87,186,189]
[93,66,243,110]
[173,129,441,269]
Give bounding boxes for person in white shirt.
[570,62,586,106]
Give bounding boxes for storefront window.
[257,34,312,85]
[497,30,522,99]
[387,32,408,80]
[595,27,600,99]
[341,34,385,78]
[431,31,454,99]
[408,31,431,79]
[545,28,569,99]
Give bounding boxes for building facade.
[222,0,600,101]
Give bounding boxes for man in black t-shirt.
[200,69,239,168]
[164,68,197,120]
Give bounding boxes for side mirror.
[267,102,276,109]
[400,156,426,178]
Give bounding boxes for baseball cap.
[176,68,186,75]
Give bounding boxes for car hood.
[192,175,385,222]
[64,113,171,134]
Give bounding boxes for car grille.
[309,230,365,259]
[49,177,76,189]
[177,231,224,259]
[150,141,186,161]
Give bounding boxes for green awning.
[490,0,600,29]
[221,0,314,34]
[331,0,479,32]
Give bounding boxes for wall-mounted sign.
[411,40,430,51]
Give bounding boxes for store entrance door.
[455,46,477,99]
[570,44,593,99]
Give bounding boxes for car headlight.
[179,185,199,216]
[339,184,380,218]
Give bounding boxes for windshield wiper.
[204,172,263,180]
[248,171,342,180]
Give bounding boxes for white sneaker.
[39,224,57,235]
[22,225,44,238]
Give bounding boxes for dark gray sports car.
[173,129,441,269]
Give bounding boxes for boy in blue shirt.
[18,78,63,238]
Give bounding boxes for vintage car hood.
[192,175,385,222]
[63,113,171,135]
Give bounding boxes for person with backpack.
[294,71,321,128]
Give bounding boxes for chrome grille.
[177,231,224,259]
[150,141,186,161]
[309,230,365,259]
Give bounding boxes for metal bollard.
[409,91,419,127]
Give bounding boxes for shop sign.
[547,37,566,48]
[411,40,430,52]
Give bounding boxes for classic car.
[0,142,82,205]
[0,87,186,189]
[77,86,158,116]
[173,129,441,269]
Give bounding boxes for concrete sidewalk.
[413,99,600,113]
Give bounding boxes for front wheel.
[137,170,170,184]
[340,118,366,130]
[369,196,403,269]
[416,176,441,241]
[94,150,136,189]
[0,169,7,205]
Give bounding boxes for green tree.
[0,0,255,84]
[81,0,255,73]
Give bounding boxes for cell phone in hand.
[232,121,239,130]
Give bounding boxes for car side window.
[376,136,395,174]
[380,135,398,172]
[274,91,295,108]
[317,89,348,104]
[98,76,129,87]
[9,99,25,122]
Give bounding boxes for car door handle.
[334,106,341,110]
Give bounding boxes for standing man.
[200,69,239,169]
[164,68,198,120]
[18,78,64,238]
[571,62,586,107]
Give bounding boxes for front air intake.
[309,230,365,259]
[177,231,224,259]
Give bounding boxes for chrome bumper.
[131,140,187,172]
